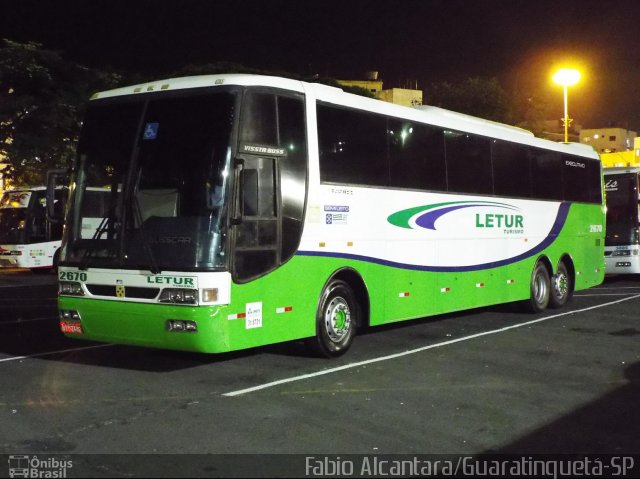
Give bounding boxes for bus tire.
[50,248,61,274]
[525,261,550,313]
[549,261,572,309]
[314,280,357,357]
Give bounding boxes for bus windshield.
[0,190,50,245]
[0,208,27,244]
[63,89,237,271]
[605,173,639,246]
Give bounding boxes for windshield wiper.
[79,202,119,271]
[132,195,161,275]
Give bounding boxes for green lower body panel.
[58,205,604,354]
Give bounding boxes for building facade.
[580,127,637,153]
[337,72,422,108]
[600,137,640,168]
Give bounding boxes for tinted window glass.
[81,189,107,217]
[234,91,308,282]
[318,104,388,186]
[240,93,277,145]
[492,140,531,198]
[530,148,562,200]
[138,94,235,217]
[77,101,142,187]
[562,154,591,202]
[605,173,638,245]
[389,120,446,191]
[561,155,601,204]
[68,92,237,271]
[277,95,307,261]
[445,130,492,194]
[586,159,603,204]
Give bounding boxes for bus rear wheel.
[549,261,572,309]
[525,261,551,313]
[314,280,357,357]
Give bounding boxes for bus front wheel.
[525,262,551,313]
[314,280,357,357]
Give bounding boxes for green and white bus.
[52,74,605,356]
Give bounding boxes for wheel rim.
[553,271,568,299]
[324,296,351,343]
[533,271,548,304]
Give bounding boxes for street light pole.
[562,83,570,143]
[553,68,581,143]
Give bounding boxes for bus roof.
[90,74,307,100]
[91,73,599,160]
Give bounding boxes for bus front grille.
[85,284,161,299]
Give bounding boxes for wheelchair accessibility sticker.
[143,122,159,140]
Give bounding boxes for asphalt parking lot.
[0,270,639,477]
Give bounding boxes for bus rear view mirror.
[46,169,68,224]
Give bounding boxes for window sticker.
[324,206,349,225]
[143,122,159,140]
[246,302,263,329]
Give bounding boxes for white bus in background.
[603,167,640,274]
[0,186,109,271]
[0,186,66,271]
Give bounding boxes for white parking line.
[590,286,640,289]
[0,298,57,302]
[0,316,56,325]
[223,294,640,397]
[0,283,54,288]
[0,344,114,363]
[576,293,637,296]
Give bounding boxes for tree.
[0,39,121,186]
[511,93,554,138]
[425,77,514,124]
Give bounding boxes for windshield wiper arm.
[133,196,161,275]
[79,201,119,271]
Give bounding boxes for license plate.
[60,321,83,335]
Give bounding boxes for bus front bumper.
[604,249,640,274]
[58,296,233,353]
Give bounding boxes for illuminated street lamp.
[552,68,581,143]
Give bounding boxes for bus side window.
[317,104,387,186]
[389,120,446,192]
[492,140,531,198]
[444,130,492,195]
[530,148,563,201]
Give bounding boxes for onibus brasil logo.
[8,455,73,478]
[387,200,524,233]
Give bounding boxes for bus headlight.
[159,288,198,305]
[612,250,631,256]
[59,281,85,296]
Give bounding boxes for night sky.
[3,0,640,129]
